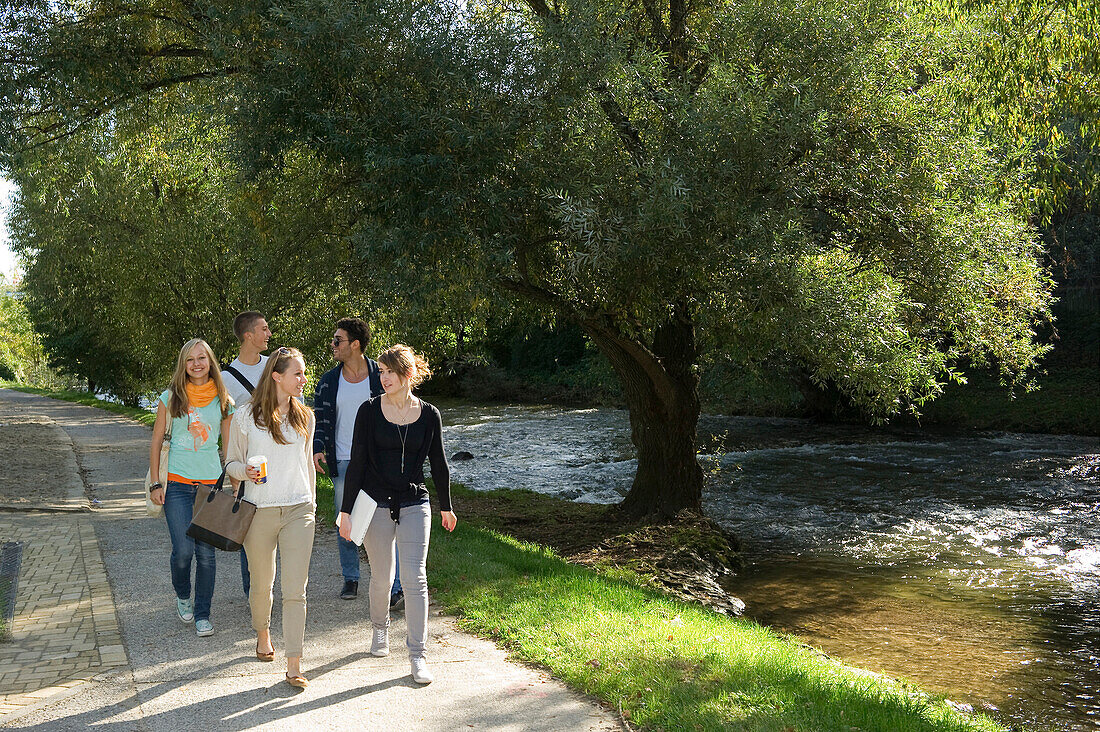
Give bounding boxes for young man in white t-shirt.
[220,311,272,597]
[222,311,272,407]
[311,317,387,601]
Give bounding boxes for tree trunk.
[582,305,703,519]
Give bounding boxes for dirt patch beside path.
[0,415,85,510]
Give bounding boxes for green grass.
[316,473,336,527]
[427,521,1006,732]
[6,383,1010,731]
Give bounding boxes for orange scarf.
[185,380,219,409]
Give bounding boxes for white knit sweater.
[225,404,316,508]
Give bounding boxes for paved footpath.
[0,389,621,731]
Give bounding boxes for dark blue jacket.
[312,360,382,478]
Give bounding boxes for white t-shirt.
[222,355,268,407]
[335,370,376,461]
[230,404,313,508]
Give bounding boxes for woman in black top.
[339,344,456,684]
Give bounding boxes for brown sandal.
[285,672,309,689]
[256,642,275,662]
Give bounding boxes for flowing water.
[439,401,1100,731]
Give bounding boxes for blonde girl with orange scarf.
[148,338,234,637]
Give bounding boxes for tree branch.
[524,0,558,21]
[18,66,241,152]
[597,88,648,168]
[640,0,669,43]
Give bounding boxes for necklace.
[389,395,417,473]
[397,421,410,474]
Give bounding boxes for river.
[439,401,1100,732]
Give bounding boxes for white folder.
[335,489,377,546]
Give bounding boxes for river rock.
[451,451,475,461]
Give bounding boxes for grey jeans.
[363,502,430,657]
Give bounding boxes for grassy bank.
[6,384,1008,731]
[426,513,1003,731]
[0,575,9,640]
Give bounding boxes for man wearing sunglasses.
[312,317,390,601]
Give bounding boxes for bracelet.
[149,482,163,493]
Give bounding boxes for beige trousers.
[243,502,315,657]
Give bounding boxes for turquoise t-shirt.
[159,390,234,481]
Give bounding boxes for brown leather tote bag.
[187,468,257,551]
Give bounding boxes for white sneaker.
[176,598,194,623]
[195,619,214,637]
[410,656,433,684]
[370,627,389,657]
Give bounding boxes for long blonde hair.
[167,338,233,419]
[250,346,311,445]
[378,344,432,388]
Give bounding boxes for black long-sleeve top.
[342,397,452,517]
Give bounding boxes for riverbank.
[3,384,1012,731]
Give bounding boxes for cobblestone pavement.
[0,512,125,718]
[0,394,125,720]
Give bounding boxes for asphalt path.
[0,389,620,731]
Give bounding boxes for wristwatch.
[149,482,163,493]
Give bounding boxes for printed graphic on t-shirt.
[186,408,211,450]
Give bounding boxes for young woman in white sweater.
[225,346,316,688]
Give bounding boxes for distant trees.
[2,0,1090,516]
[5,109,398,400]
[0,278,44,383]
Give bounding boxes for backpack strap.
[223,365,255,394]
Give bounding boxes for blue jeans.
[333,459,400,592]
[164,481,216,621]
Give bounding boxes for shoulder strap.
[224,365,255,394]
[160,392,174,440]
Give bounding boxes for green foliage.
[0,0,1083,510]
[222,0,1051,412]
[909,0,1100,219]
[0,281,45,383]
[6,106,401,399]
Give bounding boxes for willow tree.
[232,0,1054,517]
[1,0,1064,517]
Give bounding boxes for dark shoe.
[389,590,404,612]
[340,580,358,600]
